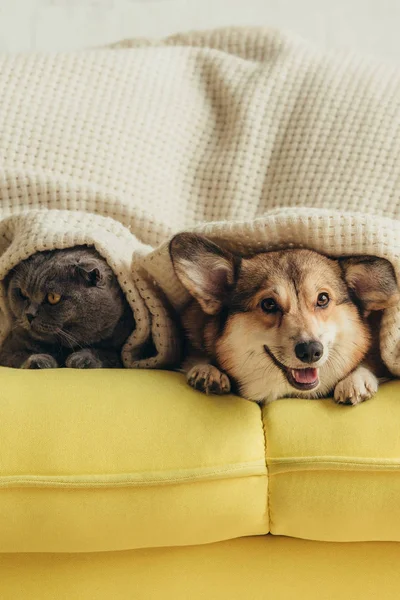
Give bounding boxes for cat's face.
[6,247,127,346]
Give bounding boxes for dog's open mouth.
[264,345,320,391]
[286,367,319,391]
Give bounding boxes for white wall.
[0,0,399,62]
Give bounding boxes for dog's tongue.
[292,368,318,384]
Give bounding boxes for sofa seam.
[0,460,267,489]
[268,456,400,463]
[267,456,400,474]
[260,406,272,534]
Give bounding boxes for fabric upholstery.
[0,367,267,552]
[265,380,400,541]
[1,536,400,599]
[0,367,399,551]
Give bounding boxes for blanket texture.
[0,27,400,372]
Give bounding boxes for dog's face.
[170,234,399,402]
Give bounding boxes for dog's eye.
[261,298,279,313]
[317,292,330,308]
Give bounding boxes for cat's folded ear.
[74,259,105,287]
[169,233,240,315]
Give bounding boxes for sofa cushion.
[265,380,400,541]
[0,368,267,553]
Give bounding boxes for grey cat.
[0,246,134,369]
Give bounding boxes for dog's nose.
[295,341,323,364]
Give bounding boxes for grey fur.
[0,246,134,369]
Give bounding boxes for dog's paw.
[66,349,103,369]
[22,354,58,369]
[187,364,231,395]
[334,367,378,405]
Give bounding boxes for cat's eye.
[260,298,279,313]
[17,288,28,300]
[47,292,61,305]
[317,292,330,308]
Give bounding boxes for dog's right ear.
[169,233,239,315]
[340,256,399,311]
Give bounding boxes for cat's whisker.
[57,329,83,350]
[55,329,72,347]
[11,320,24,332]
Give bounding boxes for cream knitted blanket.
[0,27,400,372]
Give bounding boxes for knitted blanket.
[0,27,400,373]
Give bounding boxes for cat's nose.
[26,314,35,324]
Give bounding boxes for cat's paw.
[22,354,58,369]
[66,349,103,369]
[187,364,231,395]
[334,367,378,406]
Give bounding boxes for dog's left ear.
[169,233,239,314]
[340,256,400,311]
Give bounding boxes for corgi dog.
[169,233,399,405]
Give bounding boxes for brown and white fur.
[169,233,400,405]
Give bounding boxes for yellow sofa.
[1,367,400,598]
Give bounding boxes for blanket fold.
[0,27,400,373]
